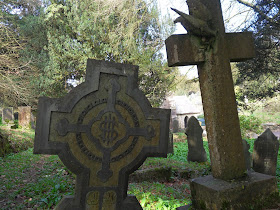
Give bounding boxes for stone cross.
[34,59,170,209]
[166,0,255,180]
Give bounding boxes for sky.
[157,0,255,78]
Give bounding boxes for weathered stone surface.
[185,116,207,162]
[166,33,255,67]
[165,0,253,180]
[172,118,179,133]
[242,139,252,171]
[190,172,278,210]
[18,106,31,128]
[2,107,14,124]
[253,128,279,176]
[34,59,170,209]
[168,132,174,154]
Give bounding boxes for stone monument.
[185,116,207,162]
[34,59,170,209]
[165,0,278,208]
[18,106,32,128]
[253,128,279,176]
[2,107,14,124]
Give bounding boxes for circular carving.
[76,98,140,162]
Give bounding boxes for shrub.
[0,128,34,157]
[239,114,262,139]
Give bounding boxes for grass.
[1,129,280,209]
[0,125,34,156]
[0,149,75,209]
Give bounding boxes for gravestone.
[34,59,170,209]
[185,116,207,162]
[14,112,18,121]
[172,118,179,133]
[242,139,252,171]
[253,129,279,176]
[166,0,278,209]
[2,107,14,124]
[18,106,32,128]
[184,116,188,128]
[168,132,174,154]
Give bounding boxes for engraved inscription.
[99,113,119,147]
[86,191,99,206]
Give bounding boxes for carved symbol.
[99,113,118,146]
[101,190,117,210]
[86,191,99,206]
[55,78,156,183]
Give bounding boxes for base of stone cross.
[55,194,142,210]
[179,172,278,210]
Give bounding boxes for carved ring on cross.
[55,78,155,182]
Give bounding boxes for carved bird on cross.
[171,0,216,37]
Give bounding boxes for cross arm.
[165,32,255,67]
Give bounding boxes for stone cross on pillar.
[166,0,255,180]
[34,59,170,209]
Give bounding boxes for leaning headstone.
[18,106,32,128]
[172,118,179,133]
[34,59,170,209]
[185,116,207,162]
[242,139,252,171]
[2,107,14,124]
[253,129,279,176]
[166,0,278,209]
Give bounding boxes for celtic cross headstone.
[34,59,170,209]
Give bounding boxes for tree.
[235,0,280,101]
[40,0,176,106]
[0,0,42,106]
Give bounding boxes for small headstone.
[242,139,252,171]
[253,128,279,176]
[185,116,207,162]
[34,59,170,209]
[2,107,14,124]
[18,106,32,128]
[30,113,36,129]
[184,116,188,128]
[172,118,179,133]
[14,112,18,121]
[168,132,174,154]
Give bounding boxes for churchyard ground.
[0,108,279,209]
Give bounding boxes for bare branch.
[236,0,275,25]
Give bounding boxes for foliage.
[0,148,74,209]
[239,114,262,138]
[172,73,200,96]
[37,0,176,106]
[0,126,34,157]
[128,181,190,209]
[235,0,280,101]
[0,0,42,106]
[1,0,175,107]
